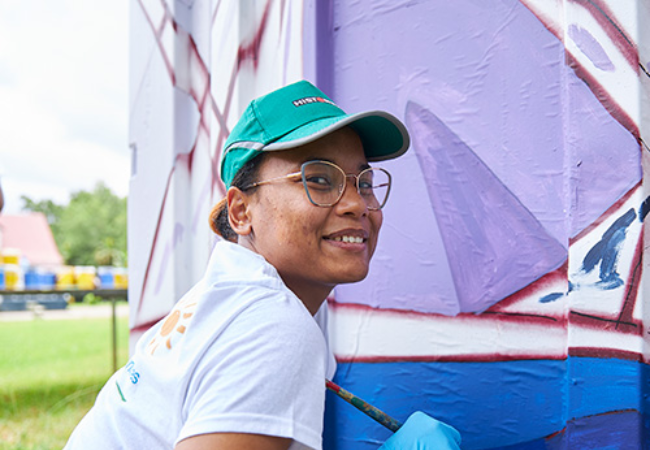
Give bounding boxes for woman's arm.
[176,432,291,450]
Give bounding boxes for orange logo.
[146,295,197,355]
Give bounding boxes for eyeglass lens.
[301,161,390,210]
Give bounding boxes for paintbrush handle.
[326,379,403,432]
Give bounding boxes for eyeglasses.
[243,160,392,210]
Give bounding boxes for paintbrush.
[326,379,403,432]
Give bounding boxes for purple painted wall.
[129,0,649,448]
[317,0,649,448]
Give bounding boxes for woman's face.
[241,127,383,309]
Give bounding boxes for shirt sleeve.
[176,293,328,450]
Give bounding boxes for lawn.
[0,313,130,449]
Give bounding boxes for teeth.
[332,236,364,244]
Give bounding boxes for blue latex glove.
[379,411,461,450]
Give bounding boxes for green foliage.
[82,293,102,305]
[21,182,127,267]
[19,197,64,232]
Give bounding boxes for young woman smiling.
[64,81,461,450]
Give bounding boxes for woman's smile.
[323,228,369,249]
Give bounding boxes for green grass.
[0,316,129,449]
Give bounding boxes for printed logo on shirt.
[146,292,198,356]
[125,361,140,384]
[115,360,139,402]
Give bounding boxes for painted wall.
[128,0,650,448]
[128,0,306,336]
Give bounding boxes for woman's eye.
[359,180,373,190]
[306,175,333,187]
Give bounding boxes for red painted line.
[570,182,641,242]
[237,0,272,70]
[210,94,230,139]
[569,310,643,336]
[333,353,568,364]
[135,0,226,320]
[617,228,644,327]
[334,349,650,365]
[136,168,175,320]
[575,0,638,71]
[569,347,644,362]
[518,0,641,141]
[131,315,165,334]
[328,298,566,326]
[565,51,640,139]
[486,263,567,311]
[156,8,177,86]
[518,1,564,45]
[132,0,300,324]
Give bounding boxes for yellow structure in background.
[113,268,129,289]
[2,248,21,265]
[3,264,24,290]
[75,266,97,290]
[55,266,76,290]
[1,248,24,290]
[0,248,128,291]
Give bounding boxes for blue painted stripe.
[324,357,648,449]
[569,357,644,419]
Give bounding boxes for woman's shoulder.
[188,273,324,351]
[193,286,328,377]
[227,286,323,345]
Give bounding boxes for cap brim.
[264,110,410,162]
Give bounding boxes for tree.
[21,182,127,266]
[19,197,64,229]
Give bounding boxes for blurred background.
[0,2,130,448]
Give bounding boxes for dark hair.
[209,153,266,242]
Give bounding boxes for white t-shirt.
[65,241,335,450]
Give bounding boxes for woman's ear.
[226,187,253,236]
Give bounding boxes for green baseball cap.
[220,80,410,187]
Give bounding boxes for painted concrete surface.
[128,0,650,448]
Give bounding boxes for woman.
[64,81,461,450]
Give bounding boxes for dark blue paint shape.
[546,410,643,450]
[468,410,646,450]
[407,102,567,313]
[581,208,636,290]
[539,281,575,304]
[638,196,650,222]
[539,292,565,303]
[324,357,649,450]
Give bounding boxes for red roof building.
[0,213,64,267]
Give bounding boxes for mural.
[128,0,650,448]
[326,0,649,449]
[128,0,306,333]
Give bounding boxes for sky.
[0,1,129,214]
